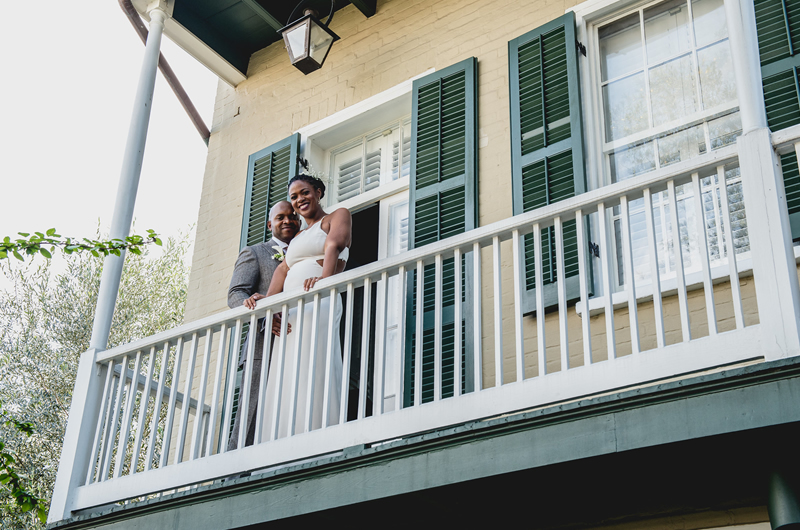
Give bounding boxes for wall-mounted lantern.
[280,1,340,75]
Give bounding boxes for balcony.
[48,125,800,526]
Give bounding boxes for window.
[588,0,749,291]
[597,0,740,182]
[328,118,411,203]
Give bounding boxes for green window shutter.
[509,12,590,314]
[240,133,300,250]
[225,134,299,442]
[404,57,478,406]
[755,0,800,238]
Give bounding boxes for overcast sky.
[0,0,219,247]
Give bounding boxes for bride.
[256,174,351,440]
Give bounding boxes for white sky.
[0,0,219,246]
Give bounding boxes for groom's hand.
[244,293,265,310]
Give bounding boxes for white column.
[724,0,767,132]
[89,7,168,351]
[725,0,800,358]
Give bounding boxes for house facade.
[49,0,800,528]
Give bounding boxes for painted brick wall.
[178,0,771,449]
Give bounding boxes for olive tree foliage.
[0,233,191,529]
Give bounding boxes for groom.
[226,200,300,449]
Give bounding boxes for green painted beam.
[240,0,283,31]
[350,0,376,17]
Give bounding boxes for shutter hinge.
[297,156,309,171]
[576,41,587,57]
[589,242,600,258]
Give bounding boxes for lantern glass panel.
[309,23,334,64]
[285,21,309,61]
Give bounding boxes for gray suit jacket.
[228,238,284,365]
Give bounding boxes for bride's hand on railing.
[271,313,291,336]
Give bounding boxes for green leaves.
[1,406,46,524]
[0,230,162,263]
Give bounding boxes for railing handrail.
[96,143,739,364]
[770,122,800,152]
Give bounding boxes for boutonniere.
[272,245,285,262]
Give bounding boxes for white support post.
[48,350,107,523]
[725,0,800,358]
[89,7,168,352]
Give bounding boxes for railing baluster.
[176,333,199,463]
[667,180,691,341]
[191,328,213,460]
[453,250,463,397]
[86,360,115,484]
[718,166,745,329]
[597,203,616,360]
[554,217,570,370]
[322,290,337,427]
[206,325,229,456]
[619,196,641,354]
[160,337,184,466]
[239,315,259,445]
[339,285,354,425]
[575,210,593,366]
[303,295,320,432]
[374,272,389,414]
[146,341,171,469]
[492,236,504,386]
[512,230,525,382]
[643,189,666,348]
[220,320,242,453]
[358,278,373,416]
[533,224,546,375]
[287,300,305,436]
[414,261,424,406]
[472,243,482,392]
[131,347,156,474]
[269,305,290,440]
[396,268,408,406]
[101,354,127,480]
[255,310,273,442]
[692,172,718,335]
[114,351,142,478]
[433,255,443,401]
[97,372,119,482]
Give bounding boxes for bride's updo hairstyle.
[288,174,326,200]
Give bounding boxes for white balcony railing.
[49,128,800,523]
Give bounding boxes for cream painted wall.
[176,0,771,459]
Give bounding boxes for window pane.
[649,54,698,126]
[698,40,737,108]
[644,0,691,65]
[610,141,656,182]
[658,125,706,167]
[603,73,649,140]
[708,112,742,149]
[333,143,364,202]
[600,13,643,81]
[692,0,728,48]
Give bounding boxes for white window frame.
[569,0,762,314]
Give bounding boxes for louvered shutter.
[227,134,300,441]
[754,0,800,238]
[239,134,300,250]
[509,12,591,313]
[404,58,478,406]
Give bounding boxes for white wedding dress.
[260,218,347,440]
